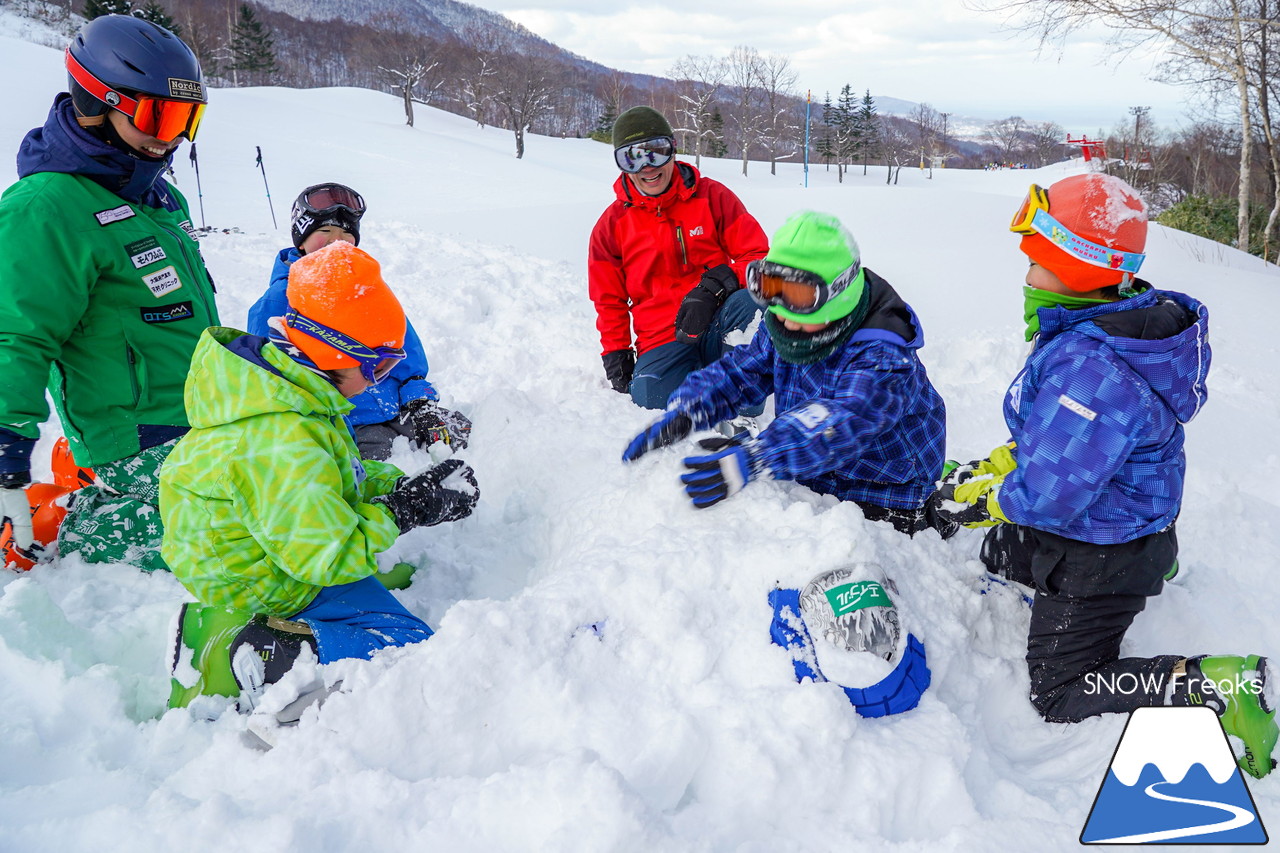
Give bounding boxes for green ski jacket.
[0,171,218,466]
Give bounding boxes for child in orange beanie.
[930,173,1277,778]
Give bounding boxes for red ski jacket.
[588,162,768,355]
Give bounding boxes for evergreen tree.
[816,133,833,169]
[855,90,880,174]
[230,4,279,85]
[83,0,133,19]
[833,84,859,181]
[818,92,834,170]
[589,105,617,144]
[709,109,728,158]
[132,1,180,37]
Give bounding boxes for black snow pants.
[980,522,1182,722]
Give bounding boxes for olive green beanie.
[611,106,675,148]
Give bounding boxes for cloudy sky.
[467,0,1192,134]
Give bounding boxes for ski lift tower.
[1066,134,1107,171]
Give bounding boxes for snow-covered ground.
[2,27,1280,853]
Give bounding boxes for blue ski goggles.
[284,309,405,384]
[614,136,675,173]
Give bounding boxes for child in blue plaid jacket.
[622,211,947,536]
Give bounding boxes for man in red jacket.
[588,106,769,409]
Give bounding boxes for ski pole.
[189,144,206,229]
[255,145,277,229]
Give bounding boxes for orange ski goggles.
[67,49,206,143]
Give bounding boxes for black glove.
[372,458,479,533]
[397,399,473,451]
[602,349,635,394]
[675,264,739,345]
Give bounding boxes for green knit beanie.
[612,106,674,148]
[764,211,867,325]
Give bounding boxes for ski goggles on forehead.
[746,259,861,315]
[298,183,366,218]
[1010,183,1146,275]
[285,309,405,384]
[66,49,206,143]
[614,137,675,173]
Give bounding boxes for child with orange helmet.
[928,173,1277,778]
[160,242,478,734]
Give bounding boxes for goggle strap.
[285,309,401,364]
[65,49,139,117]
[1028,208,1145,274]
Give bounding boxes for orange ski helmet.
[282,242,406,372]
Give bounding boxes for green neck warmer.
[765,283,871,364]
[1023,286,1115,341]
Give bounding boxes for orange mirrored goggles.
[66,48,206,143]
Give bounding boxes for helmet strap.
[74,114,105,128]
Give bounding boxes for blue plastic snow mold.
[768,587,931,718]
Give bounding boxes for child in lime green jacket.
[161,242,478,719]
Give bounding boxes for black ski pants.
[980,522,1182,723]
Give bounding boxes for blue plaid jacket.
[999,287,1210,544]
[671,272,946,509]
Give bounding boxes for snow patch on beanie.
[1085,174,1147,240]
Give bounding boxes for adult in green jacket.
[0,16,216,572]
[162,243,478,717]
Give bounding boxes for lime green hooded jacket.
[160,327,404,616]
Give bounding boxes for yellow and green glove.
[928,442,1016,529]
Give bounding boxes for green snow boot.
[1173,655,1279,779]
[168,604,316,711]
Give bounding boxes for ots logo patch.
[1081,706,1267,844]
[140,301,193,324]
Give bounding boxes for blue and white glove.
[622,410,694,462]
[680,436,762,508]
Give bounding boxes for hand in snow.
[373,458,479,532]
[680,436,761,508]
[622,410,694,462]
[602,350,635,394]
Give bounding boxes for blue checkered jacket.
[999,287,1209,544]
[671,272,946,509]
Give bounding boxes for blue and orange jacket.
[247,247,437,426]
[588,162,768,356]
[670,271,947,510]
[999,286,1210,544]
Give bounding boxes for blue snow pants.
[629,289,763,411]
[292,575,434,664]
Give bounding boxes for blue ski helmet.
[66,15,205,121]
